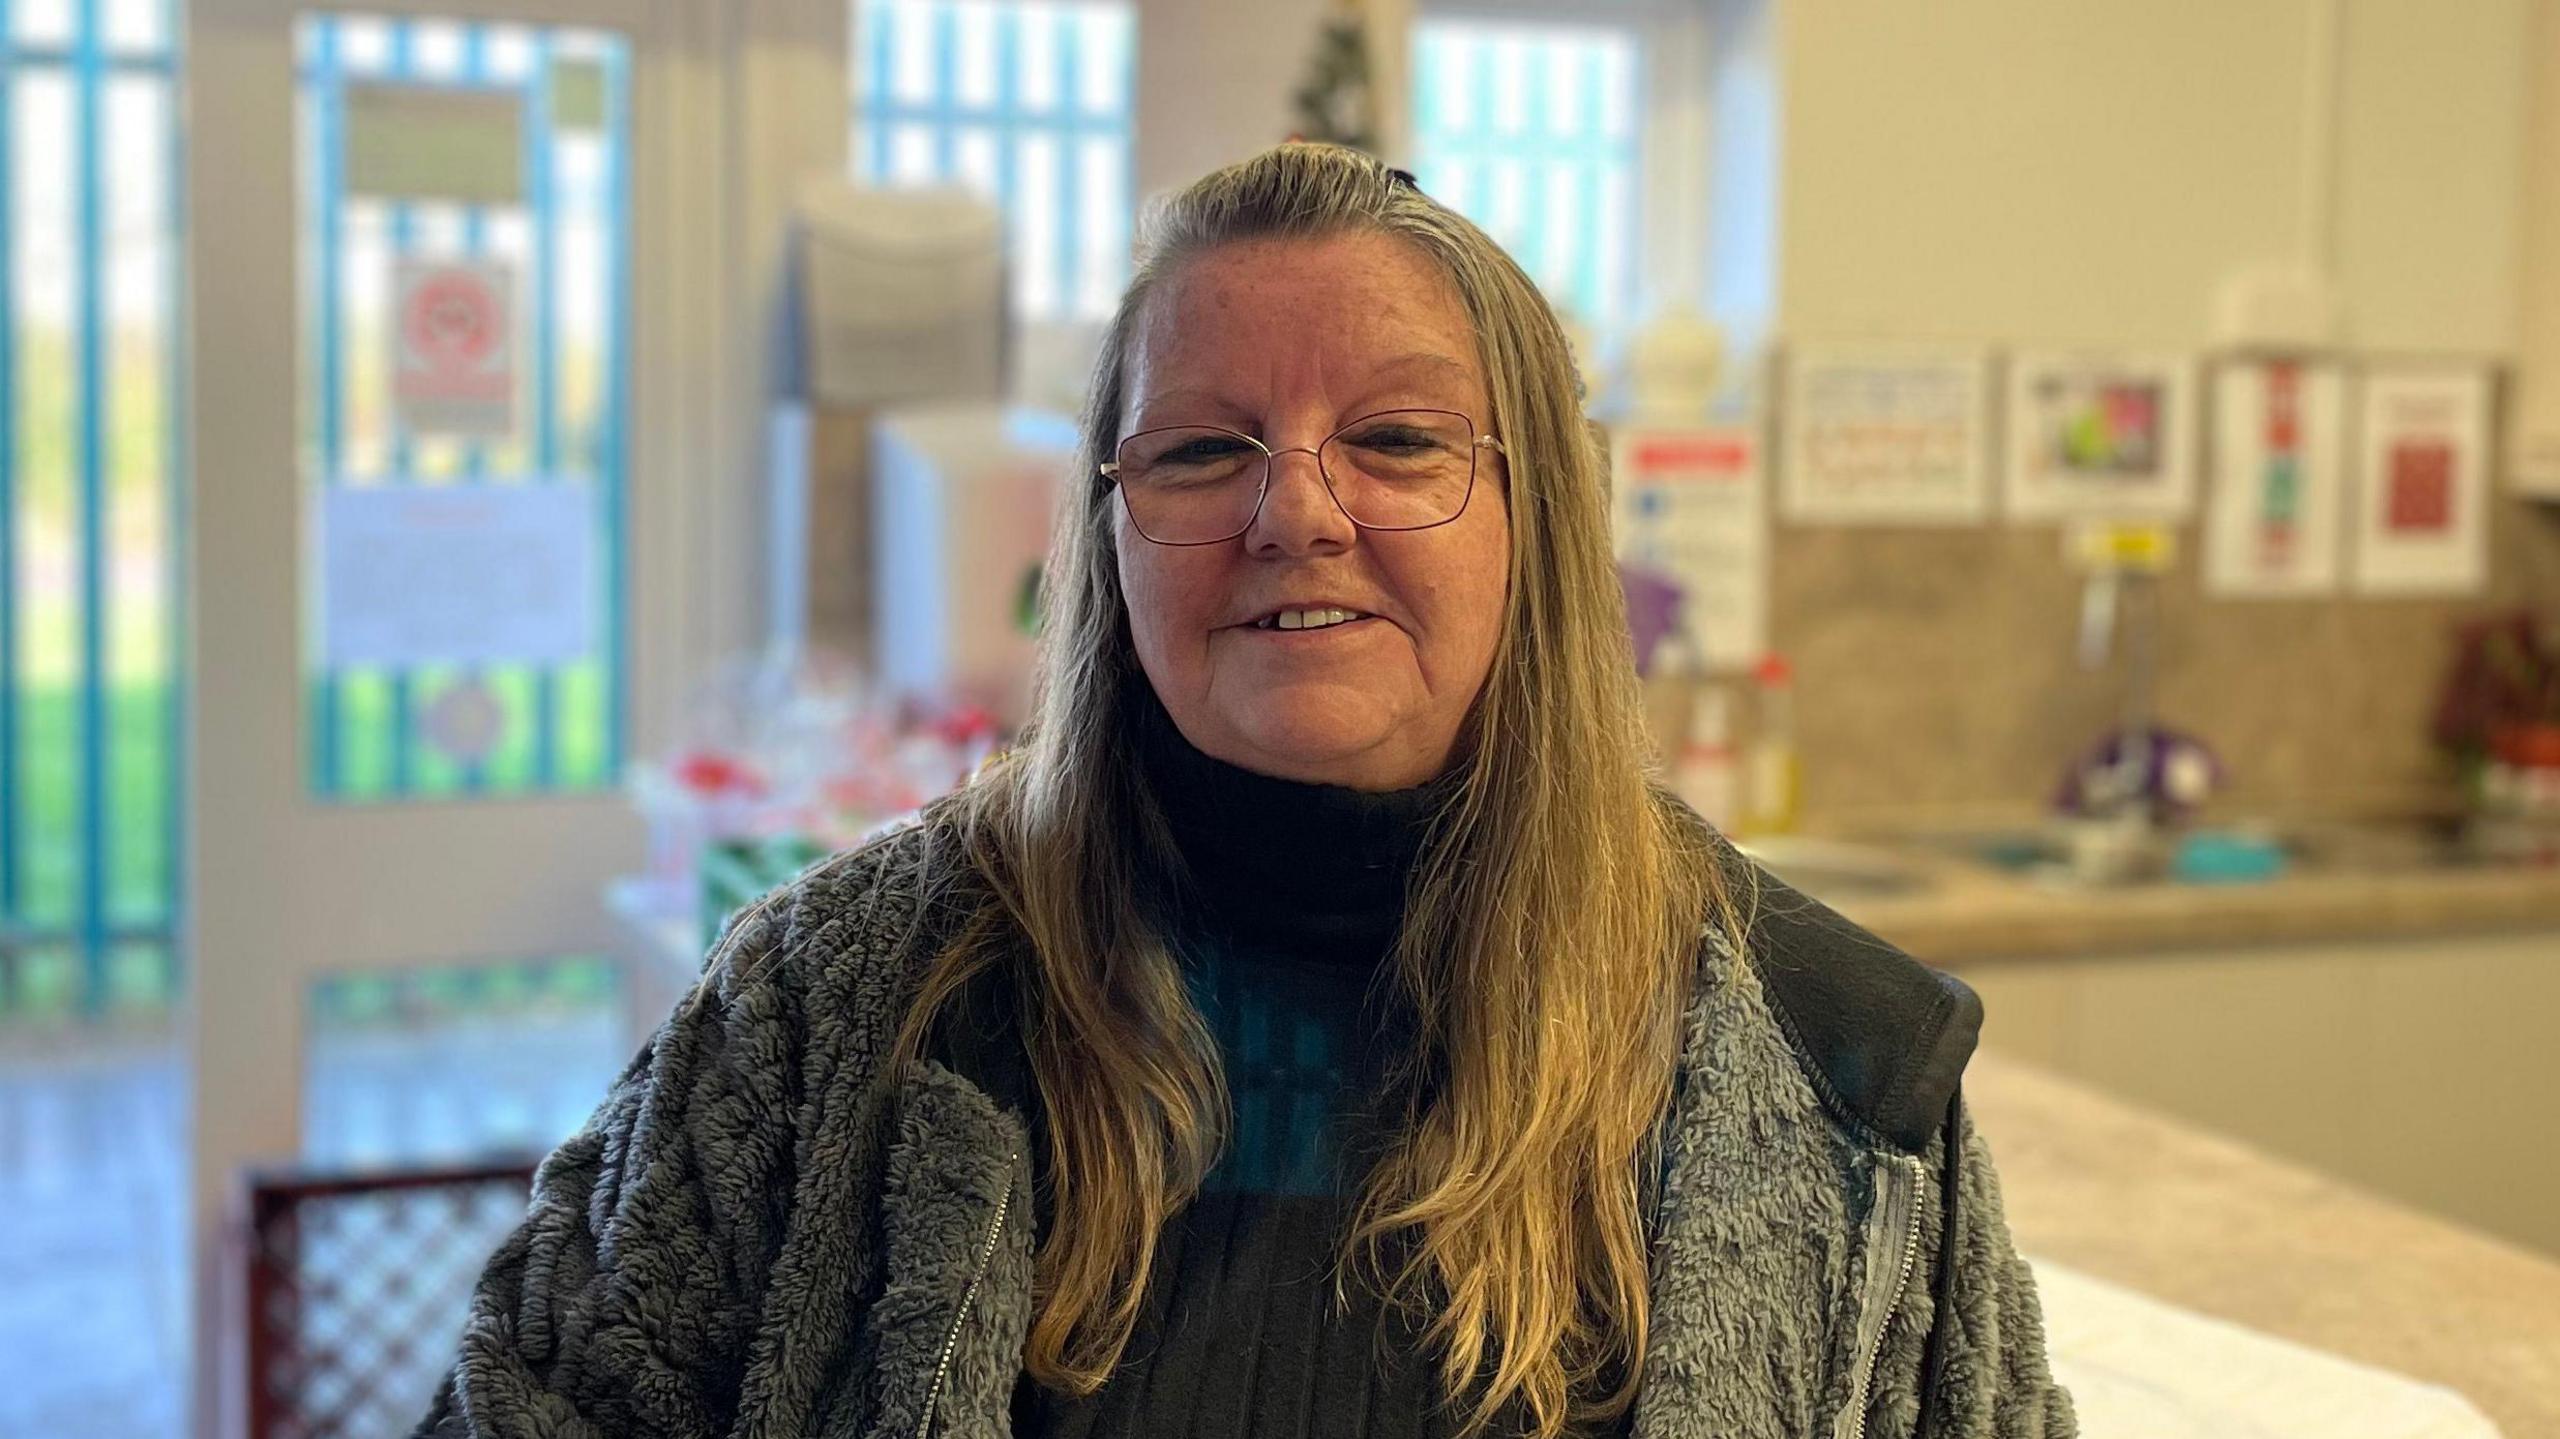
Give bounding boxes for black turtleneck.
[1133,693,1451,1199]
[1015,697,1579,1439]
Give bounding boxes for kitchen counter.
[1790,841,2560,964]
[1968,1050,2560,1439]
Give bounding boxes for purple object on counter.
[2054,725,2225,820]
[1620,562,1685,678]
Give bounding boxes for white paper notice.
[1782,346,1992,524]
[392,258,518,440]
[2205,360,2346,598]
[1612,427,1767,671]
[2351,367,2492,596]
[345,83,526,206]
[2006,351,2199,521]
[318,483,599,669]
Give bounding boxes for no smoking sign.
[393,258,517,440]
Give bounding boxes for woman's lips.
[1230,615,1384,640]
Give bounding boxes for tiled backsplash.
[1768,497,2560,830]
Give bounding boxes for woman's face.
[1116,232,1511,791]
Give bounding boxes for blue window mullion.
[1055,16,1080,320]
[0,6,22,948]
[73,0,112,1014]
[528,30,558,787]
[311,22,345,794]
[4,44,171,73]
[1580,44,1606,325]
[601,39,630,779]
[992,11,1017,212]
[1473,35,1498,232]
[866,5,890,179]
[160,0,187,971]
[385,17,417,795]
[1113,24,1133,290]
[454,25,489,794]
[930,3,956,178]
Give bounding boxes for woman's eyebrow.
[1369,351,1474,380]
[1129,353,1483,424]
[1128,387,1252,426]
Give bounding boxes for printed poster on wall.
[1781,345,1993,524]
[392,258,518,440]
[2350,367,2492,595]
[2204,360,2346,598]
[2004,351,2198,521]
[1611,427,1767,672]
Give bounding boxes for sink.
[1736,817,2529,906]
[1733,836,1937,903]
[1916,815,2509,888]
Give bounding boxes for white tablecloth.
[2029,1257,2504,1439]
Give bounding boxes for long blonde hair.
[896,142,1731,1437]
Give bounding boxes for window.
[1,0,185,1023]
[295,15,633,801]
[1413,16,1641,338]
[850,0,1135,323]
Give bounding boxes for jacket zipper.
[916,1163,1016,1439]
[1833,1154,1924,1439]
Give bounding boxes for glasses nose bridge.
[1246,438,1353,535]
[1258,440,1338,494]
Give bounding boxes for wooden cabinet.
[1950,928,2560,1258]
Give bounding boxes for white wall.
[2516,0,2560,492]
[1131,0,1360,206]
[1772,0,2533,355]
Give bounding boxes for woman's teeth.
[1258,607,1364,630]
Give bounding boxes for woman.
[418,144,2073,1439]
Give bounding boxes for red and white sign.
[1611,425,1767,671]
[2204,360,2345,598]
[2350,366,2490,596]
[393,259,516,439]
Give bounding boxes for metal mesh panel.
[240,1162,534,1439]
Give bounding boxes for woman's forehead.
[1126,236,1487,410]
[1144,237,1473,350]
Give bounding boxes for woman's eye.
[1161,438,1253,465]
[1349,428,1441,453]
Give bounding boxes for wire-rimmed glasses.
[1100,408,1504,546]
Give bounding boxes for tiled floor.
[0,1037,188,1439]
[0,1005,627,1439]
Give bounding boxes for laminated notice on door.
[345,82,525,205]
[316,483,598,670]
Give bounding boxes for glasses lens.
[1319,410,1478,529]
[1115,426,1265,542]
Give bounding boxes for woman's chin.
[1217,704,1435,789]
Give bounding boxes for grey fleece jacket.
[415,818,2076,1439]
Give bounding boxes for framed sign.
[1781,345,1994,524]
[2005,350,2198,521]
[1612,427,1767,671]
[2350,366,2492,595]
[2205,360,2346,598]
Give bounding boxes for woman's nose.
[1245,447,1357,555]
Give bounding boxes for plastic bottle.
[1742,653,1800,836]
[1673,681,1741,833]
